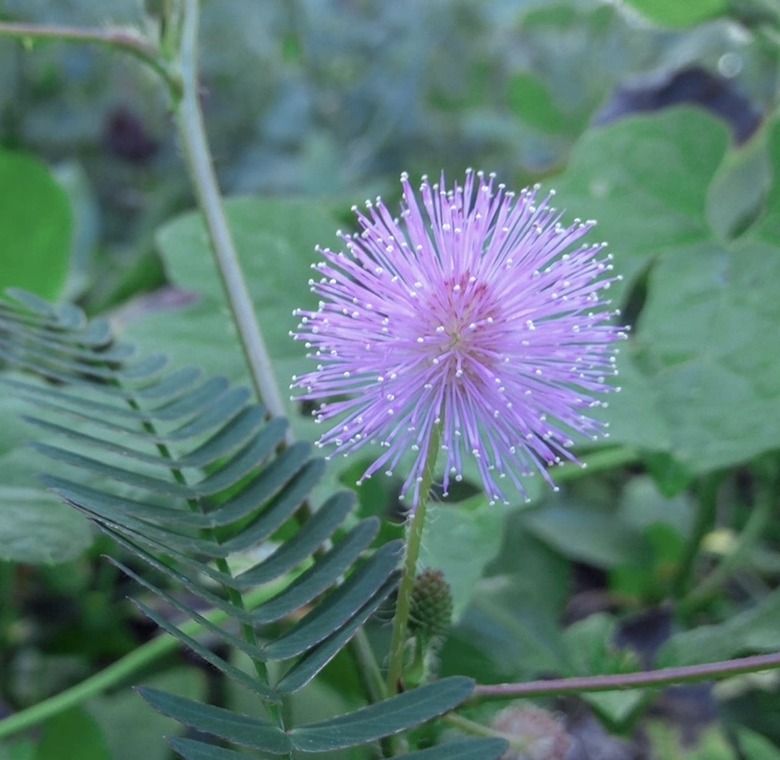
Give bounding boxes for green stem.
[672,473,723,598]
[472,651,780,700]
[351,627,388,704]
[174,0,287,426]
[0,21,180,99]
[679,483,776,615]
[0,579,291,740]
[386,426,441,696]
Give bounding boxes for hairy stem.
[0,21,180,98]
[174,0,287,425]
[386,426,442,696]
[472,652,780,700]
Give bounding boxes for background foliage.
[1,0,780,758]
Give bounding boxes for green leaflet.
[138,690,292,753]
[288,677,476,751]
[0,290,484,754]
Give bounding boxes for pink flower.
[292,170,626,506]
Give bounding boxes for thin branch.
[0,21,180,98]
[174,0,288,424]
[472,652,780,700]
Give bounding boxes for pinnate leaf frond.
[0,291,506,757]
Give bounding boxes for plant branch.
[174,0,287,424]
[472,652,780,700]
[0,21,180,98]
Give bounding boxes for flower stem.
[386,426,441,695]
[472,651,780,700]
[174,0,287,425]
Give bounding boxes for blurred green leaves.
[122,197,340,423]
[556,108,780,475]
[0,150,71,299]
[623,0,728,28]
[0,487,92,564]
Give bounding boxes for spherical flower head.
[291,170,626,507]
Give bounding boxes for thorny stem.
[386,425,442,696]
[0,21,181,99]
[472,652,780,699]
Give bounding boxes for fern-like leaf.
[0,291,506,757]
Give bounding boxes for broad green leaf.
[754,118,780,245]
[35,708,111,760]
[0,487,92,564]
[507,73,569,134]
[0,150,72,299]
[453,585,566,682]
[444,505,571,681]
[618,476,693,537]
[585,113,780,471]
[420,496,504,620]
[739,729,780,760]
[289,677,475,751]
[522,501,649,569]
[124,198,341,392]
[629,239,780,472]
[595,355,671,454]
[553,108,730,300]
[706,125,771,240]
[623,0,727,28]
[0,739,35,760]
